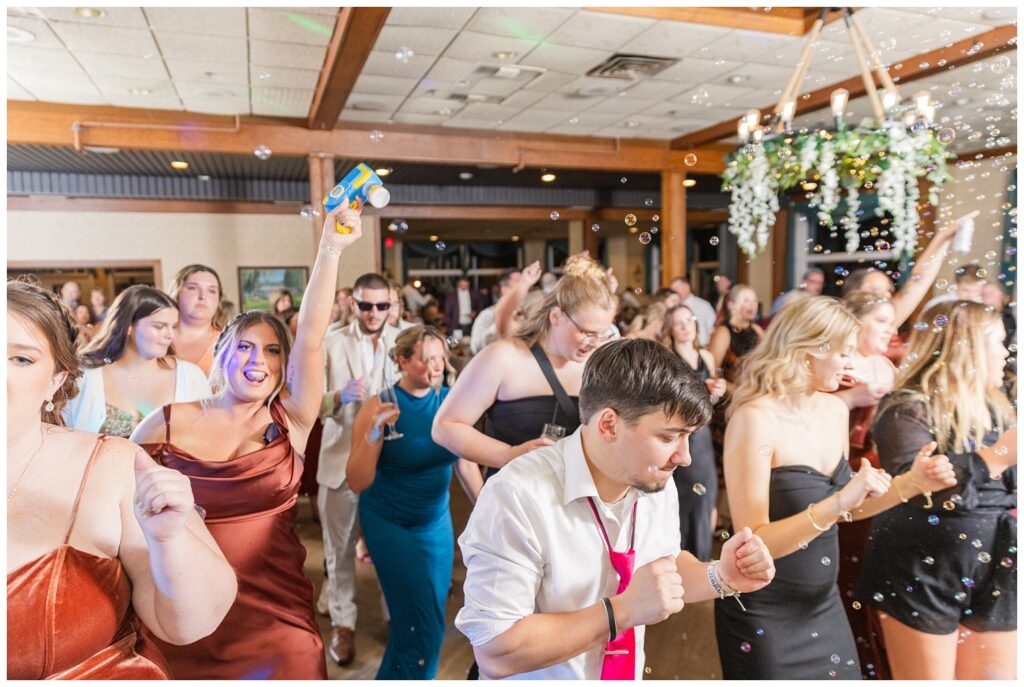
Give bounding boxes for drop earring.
[44,399,55,413]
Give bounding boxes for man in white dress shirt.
[456,339,775,679]
[669,276,717,347]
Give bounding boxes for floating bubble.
[710,236,720,246]
[550,210,560,221]
[644,198,654,207]
[299,204,320,218]
[852,601,862,609]
[913,321,929,331]
[875,239,891,251]
[955,591,967,602]
[928,514,940,525]
[692,483,707,496]
[821,556,831,566]
[990,54,1012,74]
[943,500,956,511]
[831,654,841,664]
[369,130,384,143]
[935,278,949,290]
[962,577,975,588]
[639,232,652,245]
[758,445,772,456]
[620,176,628,184]
[624,213,637,226]
[684,153,698,167]
[992,590,1001,597]
[720,531,731,541]
[755,628,765,637]
[649,226,659,235]
[923,556,935,565]
[644,666,652,675]
[951,494,963,505]
[740,642,751,653]
[959,533,968,540]
[811,631,819,638]
[873,592,884,603]
[798,540,808,550]
[978,552,992,564]
[395,46,415,63]
[434,240,446,251]
[446,335,460,347]
[932,314,950,328]
[652,214,660,222]
[994,444,1009,456]
[829,670,837,678]
[1000,557,1014,568]
[818,342,831,353]
[253,144,272,160]
[591,223,601,232]
[971,539,983,549]
[936,128,956,144]
[417,658,426,667]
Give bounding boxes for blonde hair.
[879,301,1013,453]
[515,254,615,346]
[729,296,860,417]
[627,302,668,335]
[207,311,292,406]
[661,304,700,351]
[721,283,758,326]
[842,290,893,320]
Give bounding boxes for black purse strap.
[530,344,577,423]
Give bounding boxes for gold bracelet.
[891,474,909,503]
[806,503,831,532]
[906,472,933,509]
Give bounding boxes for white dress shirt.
[457,288,473,326]
[470,305,497,354]
[455,428,681,680]
[683,294,718,348]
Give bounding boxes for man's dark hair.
[841,267,880,296]
[353,272,390,293]
[579,338,712,428]
[955,262,986,284]
[498,267,521,288]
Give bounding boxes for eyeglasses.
[563,311,614,344]
[355,300,391,312]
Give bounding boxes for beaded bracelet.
[708,560,746,611]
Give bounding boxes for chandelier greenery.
[720,8,955,259]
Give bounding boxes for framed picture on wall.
[238,266,309,313]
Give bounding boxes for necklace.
[8,426,47,505]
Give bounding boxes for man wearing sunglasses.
[317,271,401,666]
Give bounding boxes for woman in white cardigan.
[64,285,211,436]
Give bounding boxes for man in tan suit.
[317,272,400,665]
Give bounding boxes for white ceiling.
[5,6,1018,150]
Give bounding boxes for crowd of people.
[8,201,1016,680]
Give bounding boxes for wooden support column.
[771,205,790,299]
[661,170,687,286]
[568,219,585,257]
[307,154,334,257]
[583,212,600,259]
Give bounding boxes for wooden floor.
[297,484,723,680]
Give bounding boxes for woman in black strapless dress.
[663,305,726,560]
[717,297,956,679]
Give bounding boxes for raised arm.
[891,211,978,326]
[494,261,541,338]
[282,203,362,438]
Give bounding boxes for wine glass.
[379,361,403,441]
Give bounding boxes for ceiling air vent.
[587,54,679,80]
[445,62,546,104]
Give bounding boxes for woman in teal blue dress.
[347,325,483,679]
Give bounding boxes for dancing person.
[841,210,978,327]
[716,296,956,679]
[317,271,402,665]
[7,280,236,679]
[73,303,97,344]
[346,326,483,678]
[455,338,776,679]
[89,287,108,322]
[668,276,716,347]
[663,304,726,560]
[130,203,363,679]
[708,284,764,393]
[168,264,224,376]
[856,300,1016,680]
[921,261,987,312]
[433,255,617,478]
[64,285,210,437]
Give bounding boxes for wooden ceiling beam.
[670,23,1017,149]
[585,7,844,36]
[307,7,390,131]
[8,101,731,173]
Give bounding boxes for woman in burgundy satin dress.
[7,280,235,680]
[131,203,363,679]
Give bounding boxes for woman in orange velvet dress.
[7,280,236,679]
[131,203,362,679]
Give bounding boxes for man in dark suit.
[444,275,482,335]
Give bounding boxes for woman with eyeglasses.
[662,304,726,560]
[433,254,617,477]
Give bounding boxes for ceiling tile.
[249,39,328,70]
[545,123,604,136]
[454,102,523,121]
[12,70,104,98]
[672,82,752,107]
[248,8,334,46]
[8,77,36,101]
[412,78,456,97]
[7,46,85,74]
[49,21,159,56]
[398,96,464,115]
[715,62,794,88]
[249,65,320,91]
[592,125,643,139]
[557,75,628,98]
[619,20,732,60]
[442,117,501,130]
[166,60,249,86]
[470,75,531,98]
[502,108,571,125]
[519,43,610,74]
[443,31,540,63]
[338,109,393,123]
[20,89,110,106]
[182,97,252,115]
[37,7,148,27]
[544,10,655,51]
[156,33,247,64]
[73,51,169,79]
[6,16,65,49]
[361,50,434,79]
[251,86,313,113]
[386,7,477,30]
[344,93,407,112]
[587,96,663,115]
[175,81,248,100]
[143,7,247,37]
[464,7,576,41]
[721,87,780,109]
[373,25,459,57]
[523,71,577,93]
[532,92,594,113]
[91,74,178,96]
[390,112,451,126]
[499,119,555,133]
[655,56,745,83]
[352,74,418,97]
[426,57,479,82]
[704,29,800,63]
[932,7,1015,26]
[499,89,548,108]
[251,100,310,118]
[106,93,183,110]
[621,79,692,100]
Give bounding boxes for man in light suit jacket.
[317,272,400,666]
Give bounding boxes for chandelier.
[722,8,954,259]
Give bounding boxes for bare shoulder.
[818,391,850,417]
[475,337,529,364]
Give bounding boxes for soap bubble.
[758,445,772,456]
[990,54,1012,74]
[873,592,884,603]
[954,591,967,602]
[943,500,956,510]
[591,223,601,232]
[446,335,460,347]
[971,539,983,549]
[692,483,707,496]
[821,556,831,566]
[994,444,1009,456]
[299,204,320,218]
[710,236,720,246]
[851,601,861,609]
[932,314,950,328]
[684,153,698,166]
[550,210,560,221]
[913,321,929,331]
[624,213,637,226]
[649,226,659,235]
[961,577,975,588]
[740,642,751,653]
[639,232,652,245]
[253,144,272,160]
[928,514,940,525]
[644,198,654,207]
[1000,557,1014,568]
[935,278,949,290]
[395,46,415,63]
[923,556,935,565]
[875,239,891,251]
[798,540,808,550]
[434,240,446,251]
[755,628,765,636]
[369,130,384,143]
[652,214,660,222]
[831,654,841,664]
[937,128,956,144]
[620,176,628,184]
[978,552,992,563]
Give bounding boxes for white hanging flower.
[840,186,861,252]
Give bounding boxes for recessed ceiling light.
[955,97,972,107]
[82,146,120,154]
[351,99,388,111]
[170,160,189,170]
[493,51,517,60]
[129,88,150,96]
[437,107,453,116]
[429,235,439,242]
[375,167,391,177]
[625,120,640,128]
[459,171,474,180]
[540,172,557,183]
[7,26,35,43]
[198,174,211,182]
[727,74,750,84]
[257,72,272,80]
[74,7,105,18]
[510,235,520,241]
[682,178,697,187]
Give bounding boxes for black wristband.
[601,597,617,642]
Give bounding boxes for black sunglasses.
[355,300,391,312]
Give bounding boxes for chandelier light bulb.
[913,90,931,112]
[780,99,797,123]
[881,89,899,111]
[744,109,761,131]
[751,127,764,143]
[830,88,849,117]
[921,103,936,124]
[737,119,751,143]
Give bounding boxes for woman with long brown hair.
[168,264,225,376]
[130,203,363,679]
[64,285,210,437]
[7,279,235,679]
[855,300,1016,679]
